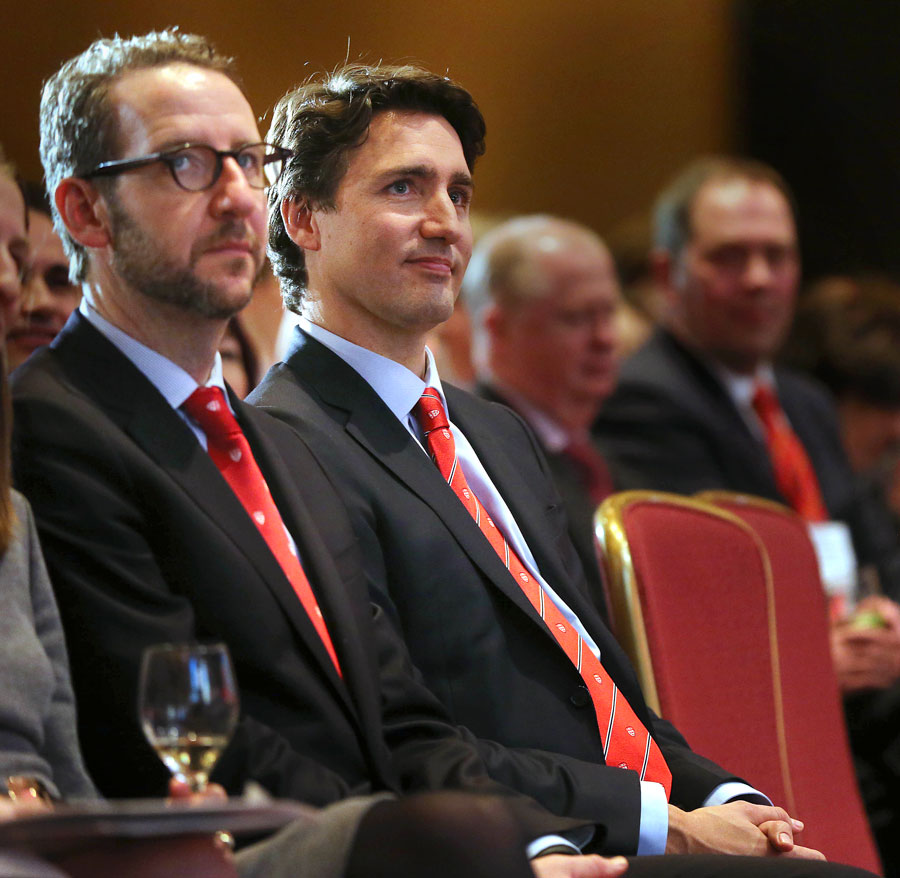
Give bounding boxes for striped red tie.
[414,388,671,794]
[183,387,341,676]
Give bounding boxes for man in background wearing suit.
[250,64,839,868]
[594,156,900,870]
[462,215,621,620]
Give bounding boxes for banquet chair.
[698,491,880,871]
[595,490,881,872]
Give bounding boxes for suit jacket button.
[569,685,591,708]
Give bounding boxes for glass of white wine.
[139,642,240,792]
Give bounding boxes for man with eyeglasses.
[9,30,656,878]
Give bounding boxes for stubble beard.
[107,196,262,320]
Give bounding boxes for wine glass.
[139,642,240,792]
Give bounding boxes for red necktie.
[751,383,828,522]
[183,387,341,675]
[563,439,615,507]
[414,388,671,794]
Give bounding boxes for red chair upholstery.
[699,491,881,872]
[595,491,881,872]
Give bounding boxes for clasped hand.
[666,801,824,859]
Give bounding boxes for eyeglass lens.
[169,145,284,191]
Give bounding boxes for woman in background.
[0,153,95,809]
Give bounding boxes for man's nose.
[209,156,265,218]
[421,192,462,243]
[744,251,775,288]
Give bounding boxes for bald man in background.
[463,215,623,619]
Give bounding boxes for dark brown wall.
[2,0,735,236]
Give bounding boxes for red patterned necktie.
[414,388,671,794]
[751,383,828,522]
[183,386,341,675]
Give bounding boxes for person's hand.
[532,854,628,878]
[856,595,900,635]
[0,778,55,820]
[0,797,52,820]
[665,802,825,859]
[831,611,900,692]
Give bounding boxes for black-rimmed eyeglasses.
[83,142,293,191]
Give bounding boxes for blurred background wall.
[4,0,899,281]
[1,0,734,242]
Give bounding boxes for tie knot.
[751,382,780,420]
[183,386,240,441]
[414,387,449,435]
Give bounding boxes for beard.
[107,195,263,320]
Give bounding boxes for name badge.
[808,520,857,619]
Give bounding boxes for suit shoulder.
[10,347,71,401]
[616,332,697,393]
[445,383,531,432]
[774,365,837,413]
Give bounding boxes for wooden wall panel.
[2,0,735,236]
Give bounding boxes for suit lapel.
[285,333,567,633]
[236,403,366,717]
[54,316,356,713]
[659,330,780,495]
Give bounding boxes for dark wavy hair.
[266,63,486,312]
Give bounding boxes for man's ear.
[54,177,112,250]
[281,197,321,252]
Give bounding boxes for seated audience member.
[594,156,900,873]
[220,314,261,398]
[6,182,81,373]
[0,153,95,806]
[462,215,622,618]
[248,63,845,869]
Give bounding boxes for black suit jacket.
[9,313,590,842]
[594,328,900,600]
[476,381,612,625]
[248,328,744,855]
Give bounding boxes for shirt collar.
[713,360,777,410]
[79,299,228,409]
[300,317,446,419]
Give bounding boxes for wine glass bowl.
[139,643,240,792]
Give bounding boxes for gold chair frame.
[594,490,794,813]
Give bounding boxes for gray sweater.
[0,492,95,799]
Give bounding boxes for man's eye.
[170,151,205,172]
[389,180,410,195]
[449,189,471,207]
[238,151,262,172]
[709,247,746,271]
[44,266,75,291]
